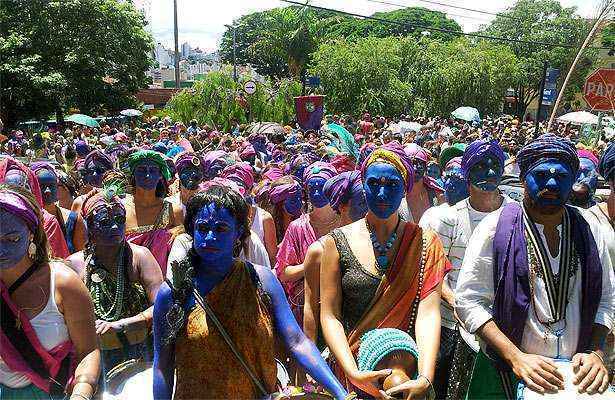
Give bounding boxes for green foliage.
[0,0,153,128]
[165,68,301,131]
[602,22,615,49]
[483,0,596,117]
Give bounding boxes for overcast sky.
[146,0,599,52]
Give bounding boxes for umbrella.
[398,121,423,134]
[556,111,599,125]
[245,122,286,137]
[66,114,100,128]
[451,106,480,123]
[120,109,143,117]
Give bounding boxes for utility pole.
[232,24,237,82]
[535,61,548,135]
[173,0,180,89]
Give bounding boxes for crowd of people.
[0,110,613,400]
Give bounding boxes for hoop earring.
[28,242,37,259]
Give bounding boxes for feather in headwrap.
[127,149,172,181]
[82,179,126,219]
[461,139,505,181]
[323,170,363,211]
[517,133,579,179]
[303,161,338,183]
[361,142,414,192]
[599,143,615,181]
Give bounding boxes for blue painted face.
[0,210,31,269]
[293,164,307,182]
[4,170,29,189]
[443,167,469,205]
[82,160,109,188]
[36,170,58,205]
[89,206,126,245]
[364,163,405,219]
[524,160,574,208]
[192,204,240,268]
[179,166,203,190]
[283,190,303,217]
[427,163,442,180]
[412,160,426,182]
[307,177,329,208]
[576,158,598,192]
[468,155,504,192]
[349,189,368,222]
[134,160,162,190]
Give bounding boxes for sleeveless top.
[251,206,265,241]
[0,264,69,388]
[330,230,381,333]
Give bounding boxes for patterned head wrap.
[404,143,430,163]
[75,140,90,157]
[202,150,232,179]
[577,149,599,167]
[239,143,256,160]
[361,142,414,192]
[222,162,255,191]
[269,179,302,204]
[444,156,463,173]
[0,157,44,207]
[127,149,172,181]
[30,162,58,180]
[81,186,125,219]
[439,143,466,169]
[517,133,579,179]
[84,150,114,170]
[175,152,204,174]
[599,143,615,181]
[199,177,245,197]
[357,328,419,373]
[0,190,39,232]
[262,166,284,182]
[331,154,357,173]
[461,139,506,181]
[303,161,338,183]
[323,170,363,211]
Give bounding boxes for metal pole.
[173,0,180,89]
[232,24,237,82]
[535,61,548,135]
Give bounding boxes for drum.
[517,359,615,400]
[103,359,153,399]
[100,320,148,350]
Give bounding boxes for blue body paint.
[468,155,503,192]
[284,190,303,217]
[412,160,426,182]
[4,170,29,189]
[89,206,126,245]
[363,163,405,219]
[179,166,203,191]
[307,177,329,209]
[152,203,347,400]
[0,210,30,269]
[349,190,368,222]
[82,160,110,188]
[133,160,162,190]
[524,160,574,208]
[576,158,598,193]
[36,170,58,205]
[443,167,469,205]
[427,163,441,181]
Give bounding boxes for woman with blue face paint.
[152,186,348,400]
[259,175,302,245]
[570,149,600,208]
[275,161,339,325]
[455,134,614,399]
[304,171,368,348]
[32,162,87,254]
[166,152,205,218]
[124,150,184,276]
[0,185,100,400]
[71,150,114,215]
[320,142,451,399]
[67,182,163,378]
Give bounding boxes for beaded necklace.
[366,216,401,272]
[85,243,127,322]
[408,234,427,336]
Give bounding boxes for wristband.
[589,351,605,365]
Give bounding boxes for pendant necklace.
[366,216,401,272]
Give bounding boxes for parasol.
[66,114,100,128]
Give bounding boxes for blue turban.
[517,133,579,179]
[599,143,615,181]
[461,139,505,181]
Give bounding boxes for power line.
[367,0,493,23]
[281,0,610,51]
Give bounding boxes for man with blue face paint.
[456,134,615,399]
[418,139,513,399]
[570,149,600,208]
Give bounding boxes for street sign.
[542,68,559,106]
[306,76,321,87]
[583,68,615,112]
[243,80,257,95]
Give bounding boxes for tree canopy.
[0,0,153,127]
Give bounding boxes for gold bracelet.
[417,374,433,389]
[590,350,605,365]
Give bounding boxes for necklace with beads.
[365,216,401,272]
[408,234,427,336]
[85,243,127,322]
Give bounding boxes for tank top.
[0,265,70,388]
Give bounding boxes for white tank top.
[251,206,265,241]
[0,264,70,388]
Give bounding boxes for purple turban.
[30,162,58,179]
[239,143,256,160]
[577,149,599,167]
[323,170,363,211]
[517,133,579,179]
[202,150,231,179]
[200,177,245,197]
[0,190,39,232]
[303,161,337,183]
[175,152,204,174]
[84,150,114,170]
[75,140,90,157]
[599,143,615,181]
[222,162,255,190]
[461,139,506,180]
[269,180,302,204]
[404,143,430,163]
[361,142,415,192]
[263,166,284,182]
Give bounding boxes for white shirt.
[455,206,615,359]
[419,195,514,329]
[166,230,271,284]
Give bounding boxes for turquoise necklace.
[366,216,401,272]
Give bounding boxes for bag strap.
[192,288,268,396]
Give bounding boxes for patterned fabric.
[303,161,337,183]
[323,171,362,211]
[461,139,505,180]
[361,142,415,192]
[516,133,579,179]
[127,150,172,181]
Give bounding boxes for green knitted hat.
[357,328,419,373]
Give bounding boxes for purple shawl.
[491,202,602,372]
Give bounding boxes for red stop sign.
[583,68,615,112]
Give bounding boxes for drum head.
[105,360,153,396]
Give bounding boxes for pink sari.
[126,201,173,275]
[274,214,317,324]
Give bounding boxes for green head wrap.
[127,150,171,181]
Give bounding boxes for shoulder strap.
[192,288,268,396]
[9,263,39,295]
